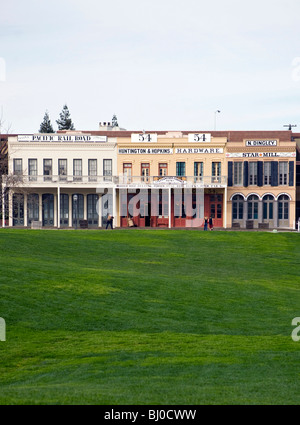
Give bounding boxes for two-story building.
[4,128,297,230]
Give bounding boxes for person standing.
[204,216,208,231]
[209,216,213,231]
[106,214,114,229]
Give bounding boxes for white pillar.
[69,194,72,227]
[57,186,60,229]
[39,193,43,222]
[24,193,28,227]
[113,188,117,228]
[8,189,13,227]
[168,187,171,228]
[1,184,5,228]
[224,186,227,229]
[83,194,87,220]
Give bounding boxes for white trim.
[229,192,246,201]
[261,192,275,200]
[276,192,292,201]
[245,192,261,201]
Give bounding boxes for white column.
[57,186,60,229]
[113,188,117,228]
[8,190,13,227]
[83,194,87,220]
[39,193,43,222]
[1,184,5,228]
[69,194,73,227]
[224,186,227,229]
[168,187,171,228]
[54,193,57,227]
[24,193,28,227]
[98,194,102,227]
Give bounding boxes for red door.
[204,194,223,228]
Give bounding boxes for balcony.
[5,175,227,188]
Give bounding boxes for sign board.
[245,140,278,146]
[17,135,107,142]
[175,148,223,154]
[226,152,296,158]
[188,133,211,143]
[119,148,173,154]
[131,133,157,143]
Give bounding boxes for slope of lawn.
[0,228,299,405]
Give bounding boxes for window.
[58,159,67,180]
[28,159,37,181]
[263,195,274,220]
[249,162,257,185]
[123,163,132,183]
[13,159,22,175]
[278,195,289,220]
[159,163,168,177]
[43,159,52,181]
[194,162,203,182]
[279,162,288,185]
[212,162,221,183]
[264,162,272,185]
[233,162,242,186]
[247,195,258,219]
[141,163,150,182]
[176,162,185,177]
[232,195,244,220]
[88,159,97,182]
[103,159,112,181]
[73,159,82,181]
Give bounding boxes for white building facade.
[7,133,117,228]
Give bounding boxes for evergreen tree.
[56,104,75,130]
[39,111,54,133]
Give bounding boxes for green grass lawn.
[0,228,299,405]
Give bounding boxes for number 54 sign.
[188,133,211,143]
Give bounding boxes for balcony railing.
[8,175,228,187]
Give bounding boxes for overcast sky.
[1,0,300,133]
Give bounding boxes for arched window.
[263,195,274,221]
[247,195,259,220]
[232,195,244,220]
[278,195,289,221]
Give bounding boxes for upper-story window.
[103,159,112,182]
[141,163,150,182]
[73,159,82,182]
[88,159,97,182]
[212,162,221,183]
[249,162,257,185]
[279,161,288,185]
[194,162,203,182]
[123,163,132,183]
[13,159,22,175]
[233,162,242,186]
[58,159,67,181]
[264,162,271,185]
[159,163,168,177]
[176,162,185,177]
[28,159,37,181]
[43,159,52,181]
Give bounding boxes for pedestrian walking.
[106,214,114,229]
[204,216,208,231]
[209,216,213,231]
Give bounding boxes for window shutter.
[289,161,294,186]
[243,161,248,187]
[257,161,263,186]
[228,161,233,187]
[271,161,278,186]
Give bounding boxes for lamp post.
[214,110,221,131]
[73,194,78,229]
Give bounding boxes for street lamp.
[214,110,221,131]
[73,194,78,229]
